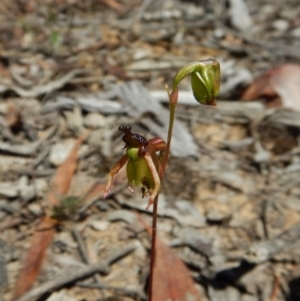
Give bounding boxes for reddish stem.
[148,87,179,301]
[148,194,158,301]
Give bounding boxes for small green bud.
[173,58,220,106]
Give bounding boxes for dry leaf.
[12,132,89,299]
[12,217,57,300]
[48,131,89,206]
[140,217,202,301]
[99,0,124,13]
[152,236,202,301]
[242,64,300,111]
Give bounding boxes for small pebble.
[88,220,109,231]
[0,182,18,198]
[49,140,76,166]
[28,203,43,216]
[18,175,35,201]
[65,106,83,133]
[272,19,289,31]
[83,112,106,129]
[214,28,225,39]
[133,49,151,60]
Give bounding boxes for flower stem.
[160,88,178,177]
[148,194,158,301]
[148,88,179,301]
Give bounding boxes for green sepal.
[126,147,154,190]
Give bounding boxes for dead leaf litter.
[1,0,300,300]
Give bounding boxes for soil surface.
[1,1,300,301]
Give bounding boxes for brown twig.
[76,282,146,300]
[71,228,90,264]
